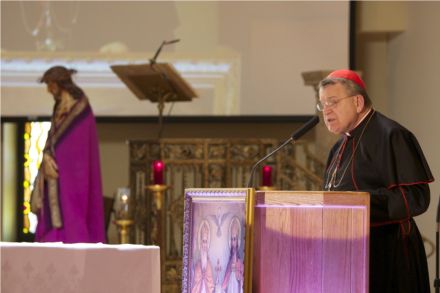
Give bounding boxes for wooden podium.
[253,191,369,293]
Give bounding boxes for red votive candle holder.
[152,160,165,185]
[262,165,273,186]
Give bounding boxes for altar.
[0,242,160,293]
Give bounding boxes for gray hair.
[319,77,372,108]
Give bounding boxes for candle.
[262,165,273,186]
[121,194,129,213]
[116,187,131,220]
[152,160,165,185]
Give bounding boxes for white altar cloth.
[0,242,160,293]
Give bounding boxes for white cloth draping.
[0,242,160,293]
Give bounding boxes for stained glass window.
[23,121,51,234]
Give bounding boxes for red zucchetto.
[327,69,366,90]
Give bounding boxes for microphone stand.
[246,138,293,188]
[435,196,440,293]
[246,115,320,188]
[149,39,180,139]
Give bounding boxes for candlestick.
[146,184,168,245]
[262,165,273,186]
[146,184,168,211]
[115,219,134,244]
[152,160,165,185]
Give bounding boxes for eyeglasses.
[316,95,355,112]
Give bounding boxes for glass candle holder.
[114,187,132,220]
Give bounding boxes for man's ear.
[356,95,365,113]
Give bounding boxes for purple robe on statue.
[34,97,105,243]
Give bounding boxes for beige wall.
[357,1,440,285]
[389,2,440,284]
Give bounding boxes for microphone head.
[165,39,180,45]
[437,196,440,223]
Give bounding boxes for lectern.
[110,63,196,104]
[111,62,197,137]
[253,190,369,293]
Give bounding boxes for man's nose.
[322,106,332,115]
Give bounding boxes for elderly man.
[318,69,434,293]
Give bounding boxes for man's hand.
[43,153,59,179]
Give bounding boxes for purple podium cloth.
[35,105,105,243]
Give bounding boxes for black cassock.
[323,110,434,293]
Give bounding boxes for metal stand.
[146,184,169,292]
[157,94,166,139]
[115,219,134,244]
[146,184,168,245]
[435,196,440,293]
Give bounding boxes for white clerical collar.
[345,108,373,137]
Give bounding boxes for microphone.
[246,115,320,188]
[150,39,181,64]
[164,39,180,45]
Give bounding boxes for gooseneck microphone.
[150,39,181,64]
[148,39,181,139]
[246,115,320,188]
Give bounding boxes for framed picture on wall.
[182,188,255,293]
